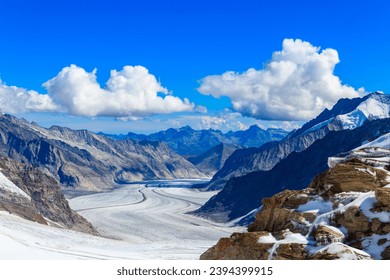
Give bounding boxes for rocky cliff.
[201,150,390,260]
[0,155,97,235]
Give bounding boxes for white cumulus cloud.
[0,82,58,114]
[43,65,194,118]
[197,110,249,131]
[198,38,366,121]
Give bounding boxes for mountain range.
[1,90,390,260]
[196,117,390,222]
[203,92,390,190]
[101,125,288,157]
[195,92,390,221]
[0,114,206,193]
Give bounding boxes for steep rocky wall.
[0,156,98,235]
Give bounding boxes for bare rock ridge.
[201,150,390,260]
[0,114,206,192]
[0,155,97,235]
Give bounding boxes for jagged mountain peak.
[179,125,195,131]
[247,124,262,131]
[296,92,390,136]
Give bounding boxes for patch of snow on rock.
[0,171,30,199]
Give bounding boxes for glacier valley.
[0,181,243,259]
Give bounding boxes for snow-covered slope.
[360,132,390,149]
[0,184,242,259]
[0,171,30,199]
[335,93,390,129]
[0,155,97,234]
[328,131,390,170]
[304,92,390,133]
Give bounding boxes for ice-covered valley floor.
[0,183,243,259]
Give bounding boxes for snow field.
[0,183,243,259]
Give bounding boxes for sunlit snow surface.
[360,132,390,149]
[0,183,243,259]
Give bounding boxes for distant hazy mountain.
[101,125,288,157]
[187,143,240,176]
[204,92,390,190]
[0,114,205,193]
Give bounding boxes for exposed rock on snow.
[201,154,390,260]
[314,225,345,245]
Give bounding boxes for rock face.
[205,92,390,190]
[0,114,205,192]
[0,155,97,235]
[200,154,390,260]
[105,125,288,157]
[195,118,390,222]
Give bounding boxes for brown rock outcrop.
[248,190,316,234]
[200,232,273,260]
[309,243,372,260]
[314,225,344,245]
[309,160,388,199]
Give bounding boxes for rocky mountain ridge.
[0,114,205,192]
[102,125,288,157]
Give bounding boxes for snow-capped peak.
[303,92,390,134]
[336,92,390,130]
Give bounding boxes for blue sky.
[0,0,389,133]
